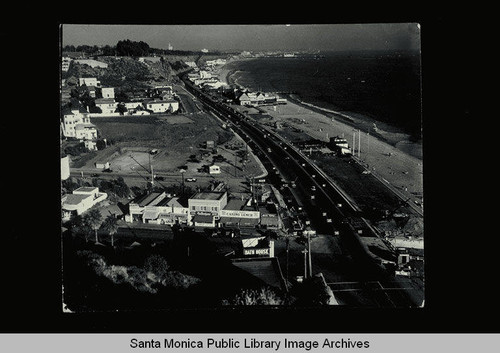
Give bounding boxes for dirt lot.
[73,112,266,186]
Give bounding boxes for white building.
[74,59,108,69]
[219,197,260,228]
[75,123,98,140]
[61,155,70,180]
[126,192,189,225]
[101,87,115,99]
[143,99,179,113]
[95,98,118,114]
[209,165,221,174]
[61,108,91,138]
[188,191,228,227]
[61,57,72,72]
[123,101,143,110]
[61,186,107,221]
[78,77,101,87]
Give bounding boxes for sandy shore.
[216,62,423,203]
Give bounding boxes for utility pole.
[302,248,308,279]
[307,233,312,278]
[286,237,289,284]
[234,152,237,177]
[352,131,356,155]
[149,153,154,186]
[358,129,361,158]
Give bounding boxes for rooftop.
[75,123,96,130]
[62,194,91,206]
[74,186,97,193]
[231,257,286,291]
[94,98,116,104]
[191,191,226,201]
[134,192,164,207]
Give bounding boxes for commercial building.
[188,191,228,228]
[219,197,260,228]
[61,186,107,221]
[126,192,190,225]
[125,189,266,230]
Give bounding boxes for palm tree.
[86,209,103,244]
[101,214,119,247]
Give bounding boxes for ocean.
[225,50,422,141]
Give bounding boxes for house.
[61,186,107,221]
[101,87,115,99]
[94,98,118,115]
[78,77,101,87]
[61,107,91,138]
[75,123,98,140]
[143,99,179,113]
[209,165,221,175]
[83,140,98,151]
[61,57,72,72]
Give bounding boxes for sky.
[61,23,421,52]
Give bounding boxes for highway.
[180,75,420,307]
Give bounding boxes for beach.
[219,61,423,201]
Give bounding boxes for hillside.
[63,56,184,88]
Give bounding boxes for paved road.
[181,75,419,307]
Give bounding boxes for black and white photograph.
[59,23,424,314]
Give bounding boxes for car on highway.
[186,178,197,182]
[91,173,99,177]
[154,176,165,181]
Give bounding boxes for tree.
[224,287,286,306]
[70,213,92,242]
[143,255,169,279]
[100,214,118,247]
[85,209,103,244]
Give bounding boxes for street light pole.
[302,248,308,279]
